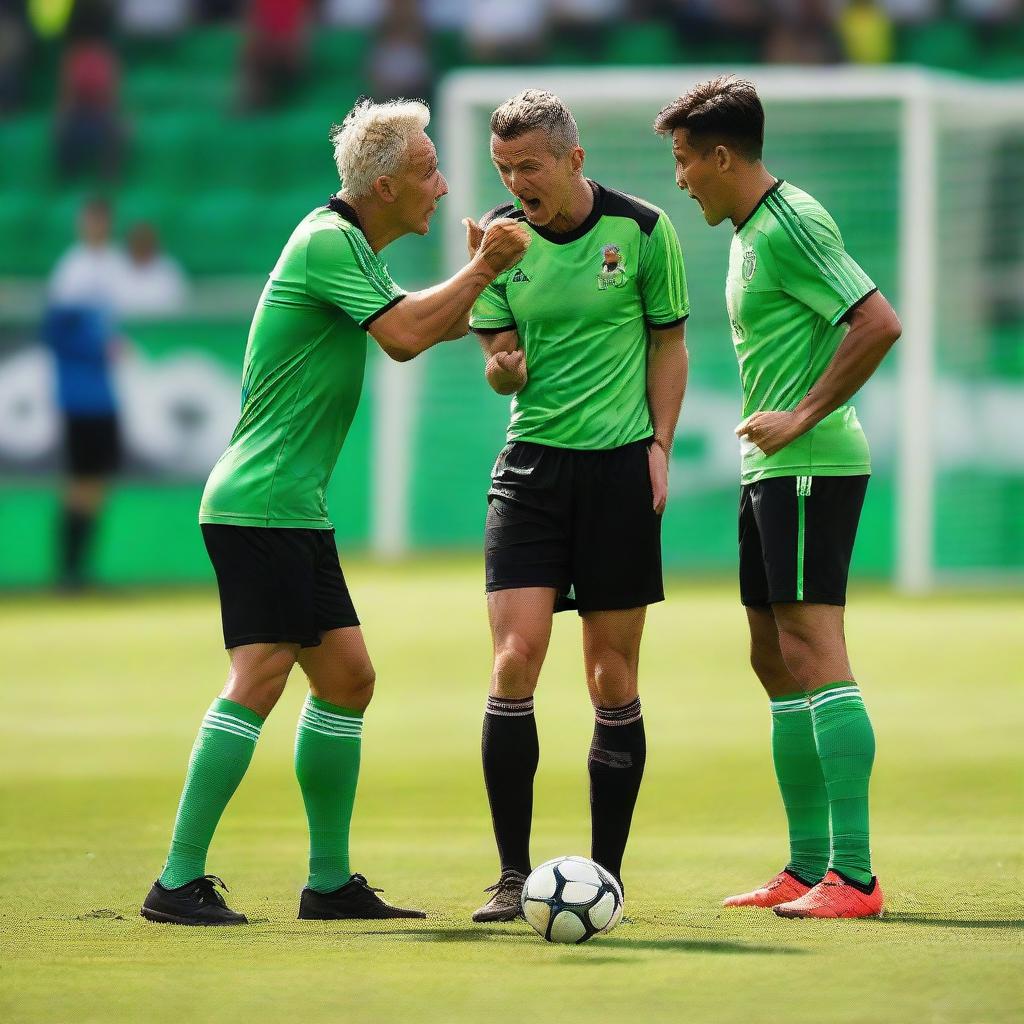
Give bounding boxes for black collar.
[327,195,362,230]
[734,178,784,233]
[529,180,603,245]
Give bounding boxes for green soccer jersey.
[199,200,404,529]
[469,181,689,450]
[727,180,876,484]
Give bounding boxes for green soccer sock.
[810,681,876,886]
[770,693,830,884]
[159,698,264,889]
[294,694,363,893]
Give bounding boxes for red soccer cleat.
[773,870,884,919]
[722,869,813,909]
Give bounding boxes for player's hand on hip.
[485,349,527,395]
[648,440,669,515]
[477,218,531,274]
[735,410,807,457]
[462,217,484,259]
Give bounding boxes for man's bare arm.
[477,328,525,395]
[368,220,528,362]
[737,290,902,457]
[646,322,688,514]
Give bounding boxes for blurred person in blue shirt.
[43,197,129,588]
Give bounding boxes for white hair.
[330,98,431,198]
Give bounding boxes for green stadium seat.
[899,20,979,71]
[604,23,681,65]
[0,115,53,192]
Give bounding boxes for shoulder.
[598,185,663,237]
[762,182,843,249]
[479,202,526,229]
[305,209,368,263]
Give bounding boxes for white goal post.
[432,66,1024,593]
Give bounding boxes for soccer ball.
[521,856,624,944]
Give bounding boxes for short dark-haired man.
[466,89,690,920]
[655,76,902,919]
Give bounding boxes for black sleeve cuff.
[646,313,689,329]
[359,294,405,329]
[471,323,516,335]
[837,287,878,324]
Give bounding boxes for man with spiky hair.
[466,89,690,921]
[655,76,902,919]
[140,98,529,927]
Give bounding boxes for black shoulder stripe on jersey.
[600,186,660,237]
[479,203,525,228]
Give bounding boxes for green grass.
[1,562,1021,1023]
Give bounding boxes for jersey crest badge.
[597,244,628,290]
[510,269,530,283]
[742,247,757,282]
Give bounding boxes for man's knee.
[223,644,296,715]
[491,634,544,697]
[588,648,639,708]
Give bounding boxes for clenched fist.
[485,348,527,395]
[473,217,530,275]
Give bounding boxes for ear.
[714,145,733,173]
[571,146,585,174]
[373,175,398,204]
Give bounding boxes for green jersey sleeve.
[765,209,875,326]
[638,212,689,328]
[470,275,515,333]
[305,226,405,329]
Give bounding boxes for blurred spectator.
[367,0,432,101]
[115,222,190,318]
[839,0,895,63]
[466,0,547,63]
[43,198,128,589]
[550,0,625,56]
[763,0,842,63]
[956,0,1020,22]
[0,1,30,112]
[667,0,766,49]
[117,0,191,37]
[880,0,938,22]
[240,0,312,110]
[323,0,384,25]
[54,37,125,180]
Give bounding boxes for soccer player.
[466,90,690,921]
[655,76,902,919]
[140,98,529,926]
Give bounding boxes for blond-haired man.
[141,98,528,927]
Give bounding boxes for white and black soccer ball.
[521,855,624,944]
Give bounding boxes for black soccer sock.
[481,695,538,876]
[60,506,95,584]
[589,698,646,884]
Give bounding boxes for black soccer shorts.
[738,474,869,607]
[201,524,359,649]
[484,437,664,614]
[65,413,122,477]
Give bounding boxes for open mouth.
[521,198,542,214]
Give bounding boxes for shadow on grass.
[353,927,804,955]
[881,914,1023,930]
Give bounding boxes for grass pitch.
[1,561,1021,1023]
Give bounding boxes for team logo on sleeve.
[742,247,757,282]
[597,244,628,290]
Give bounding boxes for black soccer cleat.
[140,875,247,926]
[297,873,426,920]
[472,869,527,923]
